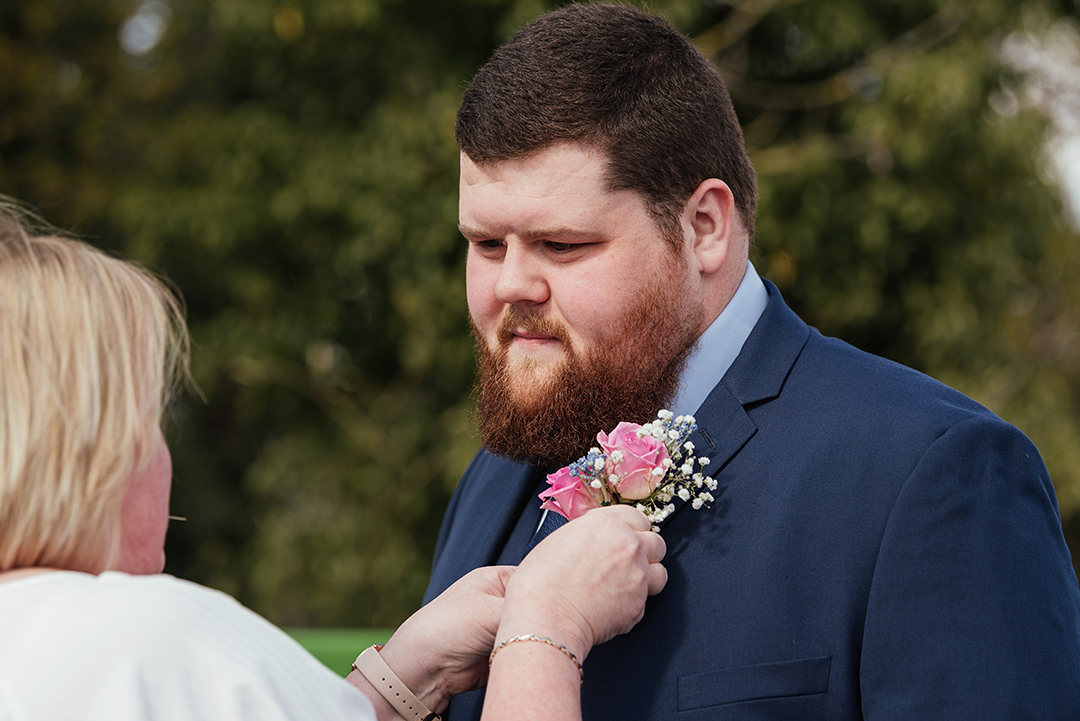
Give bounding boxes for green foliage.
[711,0,1080,520]
[2,0,1078,626]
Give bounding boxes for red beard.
[472,259,701,469]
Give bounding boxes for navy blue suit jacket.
[424,282,1080,719]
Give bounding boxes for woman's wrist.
[349,644,445,720]
[346,665,407,721]
[494,607,592,666]
[483,624,587,721]
[377,636,451,714]
[490,634,584,684]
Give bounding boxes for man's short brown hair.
[456,3,757,244]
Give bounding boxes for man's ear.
[682,178,736,275]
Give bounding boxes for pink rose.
[597,422,669,500]
[539,466,603,521]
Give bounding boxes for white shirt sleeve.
[0,572,375,721]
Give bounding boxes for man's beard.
[472,259,702,469]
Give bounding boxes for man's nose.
[495,245,549,306]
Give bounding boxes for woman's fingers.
[647,560,668,596]
[461,565,515,598]
[641,526,666,563]
[602,503,653,531]
[503,505,670,655]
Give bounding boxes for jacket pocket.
[678,655,831,711]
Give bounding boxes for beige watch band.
[352,644,441,721]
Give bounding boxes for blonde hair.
[0,202,189,572]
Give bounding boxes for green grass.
[286,628,395,677]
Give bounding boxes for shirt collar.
[668,260,769,419]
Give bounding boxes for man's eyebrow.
[458,224,487,239]
[518,227,599,242]
[458,224,600,241]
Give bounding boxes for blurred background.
[2,0,1079,630]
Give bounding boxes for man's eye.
[474,239,504,250]
[547,241,575,252]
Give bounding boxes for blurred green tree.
[1,0,1077,627]
[706,0,1080,528]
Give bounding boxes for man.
[424,4,1080,719]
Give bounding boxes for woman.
[0,206,667,721]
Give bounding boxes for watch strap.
[352,644,440,721]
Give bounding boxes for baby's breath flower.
[550,410,711,532]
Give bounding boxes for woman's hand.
[352,565,513,715]
[480,505,667,721]
[498,505,667,663]
[350,505,667,720]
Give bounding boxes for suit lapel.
[429,453,542,596]
[657,281,810,530]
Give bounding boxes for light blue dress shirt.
[668,260,769,419]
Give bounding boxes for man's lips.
[511,328,559,342]
[503,328,565,353]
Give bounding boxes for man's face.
[461,143,704,467]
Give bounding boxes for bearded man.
[424,5,1080,720]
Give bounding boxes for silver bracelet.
[488,634,584,684]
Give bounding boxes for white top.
[668,260,769,419]
[0,571,375,721]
